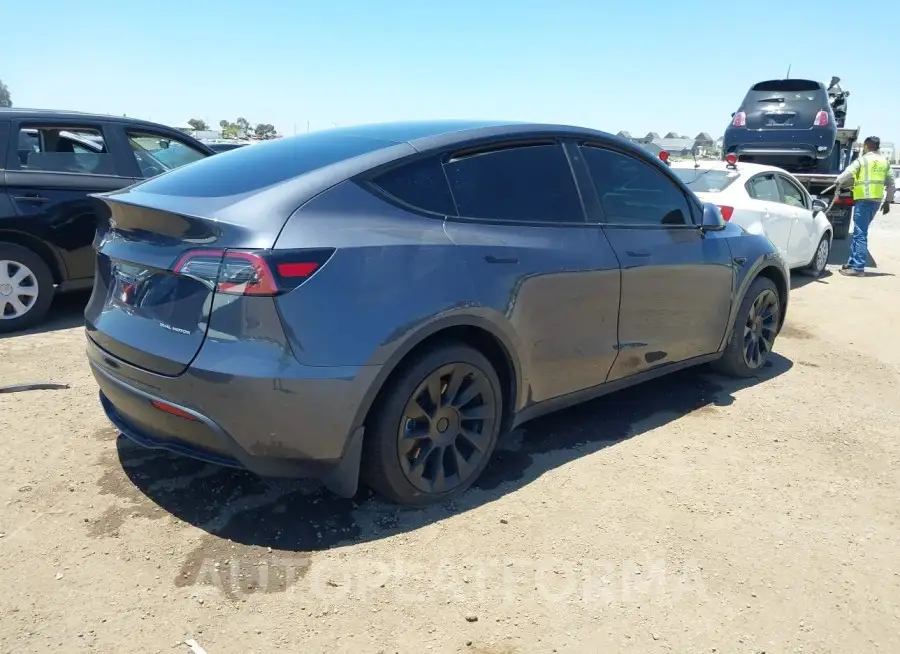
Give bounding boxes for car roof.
[671,160,782,176]
[0,107,184,131]
[312,119,624,151]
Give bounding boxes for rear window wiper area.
[757,97,786,103]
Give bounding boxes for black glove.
[883,203,891,215]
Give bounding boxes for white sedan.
[671,159,833,275]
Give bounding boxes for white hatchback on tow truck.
[671,155,833,275]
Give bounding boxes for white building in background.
[879,141,895,163]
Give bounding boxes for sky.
[4,0,898,142]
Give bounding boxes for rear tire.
[832,220,850,240]
[802,234,831,277]
[711,276,781,378]
[0,243,55,334]
[362,343,503,507]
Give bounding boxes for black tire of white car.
[711,276,781,378]
[832,221,850,240]
[0,243,55,334]
[803,234,831,277]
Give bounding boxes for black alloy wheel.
[397,362,497,494]
[362,343,503,506]
[742,288,779,370]
[711,275,781,378]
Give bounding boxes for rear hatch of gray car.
[741,79,830,130]
[84,132,399,376]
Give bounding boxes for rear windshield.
[745,79,825,104]
[133,132,392,197]
[672,168,740,193]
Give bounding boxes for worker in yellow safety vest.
[835,136,896,276]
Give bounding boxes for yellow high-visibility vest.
[852,152,891,201]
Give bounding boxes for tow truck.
[790,126,859,240]
[719,74,859,240]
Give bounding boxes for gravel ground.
[2,216,900,654]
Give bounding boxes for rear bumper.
[87,336,380,495]
[724,127,835,161]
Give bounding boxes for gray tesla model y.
[85,120,790,506]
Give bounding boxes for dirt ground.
[2,216,900,654]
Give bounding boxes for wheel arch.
[351,315,524,439]
[0,230,66,285]
[720,257,790,352]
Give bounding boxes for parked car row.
[76,119,791,506]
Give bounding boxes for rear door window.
[443,143,584,223]
[746,174,781,202]
[126,131,208,179]
[581,145,693,225]
[14,125,115,175]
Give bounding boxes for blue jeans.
[848,200,880,271]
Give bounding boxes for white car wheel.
[0,260,40,319]
[0,244,56,333]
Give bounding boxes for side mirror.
[700,203,726,231]
[812,198,829,215]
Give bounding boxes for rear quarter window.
[133,132,392,197]
[369,156,456,216]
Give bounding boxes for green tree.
[235,117,251,137]
[254,123,276,139]
[187,118,209,131]
[0,79,11,108]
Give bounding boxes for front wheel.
[711,276,781,378]
[362,343,503,506]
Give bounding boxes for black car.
[0,109,215,332]
[723,79,839,173]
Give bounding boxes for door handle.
[484,254,518,264]
[13,194,50,204]
[625,250,651,258]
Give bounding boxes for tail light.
[834,196,854,206]
[813,111,829,126]
[717,206,734,221]
[732,112,746,127]
[173,248,334,296]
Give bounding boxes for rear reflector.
[151,400,198,421]
[834,196,854,205]
[173,248,334,296]
[277,262,321,278]
[717,205,734,221]
[813,111,829,126]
